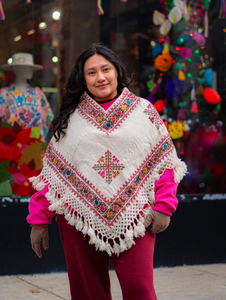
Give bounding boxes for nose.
[97,71,105,82]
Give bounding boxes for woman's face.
[83,54,118,102]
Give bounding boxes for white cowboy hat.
[1,52,43,71]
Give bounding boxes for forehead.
[84,54,113,70]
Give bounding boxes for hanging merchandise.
[178,69,186,80]
[202,0,210,38]
[97,0,104,15]
[152,43,163,57]
[154,53,173,72]
[154,100,166,112]
[165,77,185,99]
[0,0,5,20]
[168,121,187,140]
[203,88,221,104]
[190,81,198,113]
[219,0,226,18]
[203,68,214,86]
[26,0,32,3]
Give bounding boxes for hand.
[30,225,49,258]
[143,210,171,234]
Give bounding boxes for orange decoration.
[154,54,173,72]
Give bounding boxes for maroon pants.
[57,214,157,300]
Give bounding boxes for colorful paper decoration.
[203,88,221,104]
[0,0,5,20]
[178,69,186,80]
[154,53,173,72]
[154,100,166,112]
[153,10,166,25]
[190,81,198,113]
[168,121,186,139]
[165,0,175,13]
[160,19,172,35]
[97,0,104,15]
[26,0,32,3]
[168,6,182,24]
[179,46,192,59]
[165,77,185,99]
[0,120,46,196]
[202,0,210,38]
[203,68,214,86]
[219,0,226,18]
[152,43,163,57]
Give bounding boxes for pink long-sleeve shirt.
[27,98,178,227]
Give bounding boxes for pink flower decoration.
[190,30,206,47]
[179,47,192,59]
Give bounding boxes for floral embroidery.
[0,96,5,105]
[78,88,139,133]
[46,136,173,222]
[144,103,163,130]
[92,150,125,184]
[0,84,54,141]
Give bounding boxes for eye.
[88,71,95,75]
[103,67,110,72]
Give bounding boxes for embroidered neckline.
[78,88,139,133]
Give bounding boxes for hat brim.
[1,64,43,71]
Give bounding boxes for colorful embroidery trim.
[45,136,173,224]
[144,103,163,130]
[78,88,139,133]
[92,150,125,184]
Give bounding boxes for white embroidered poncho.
[30,88,187,255]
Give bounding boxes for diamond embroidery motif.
[144,104,163,130]
[93,150,125,184]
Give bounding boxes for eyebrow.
[86,64,111,71]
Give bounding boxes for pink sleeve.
[153,169,178,216]
[27,185,55,227]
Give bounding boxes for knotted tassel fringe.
[173,159,188,184]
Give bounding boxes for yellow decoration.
[19,140,45,170]
[30,127,41,139]
[13,90,21,96]
[122,105,127,110]
[160,20,172,36]
[168,121,186,140]
[108,211,113,217]
[143,168,148,173]
[98,117,102,121]
[168,6,182,24]
[178,69,186,80]
[162,43,169,54]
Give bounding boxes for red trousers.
[57,214,157,300]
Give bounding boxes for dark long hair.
[52,42,131,141]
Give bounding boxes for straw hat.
[1,52,43,71]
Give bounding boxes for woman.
[27,43,187,300]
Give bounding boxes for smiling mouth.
[96,84,108,88]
